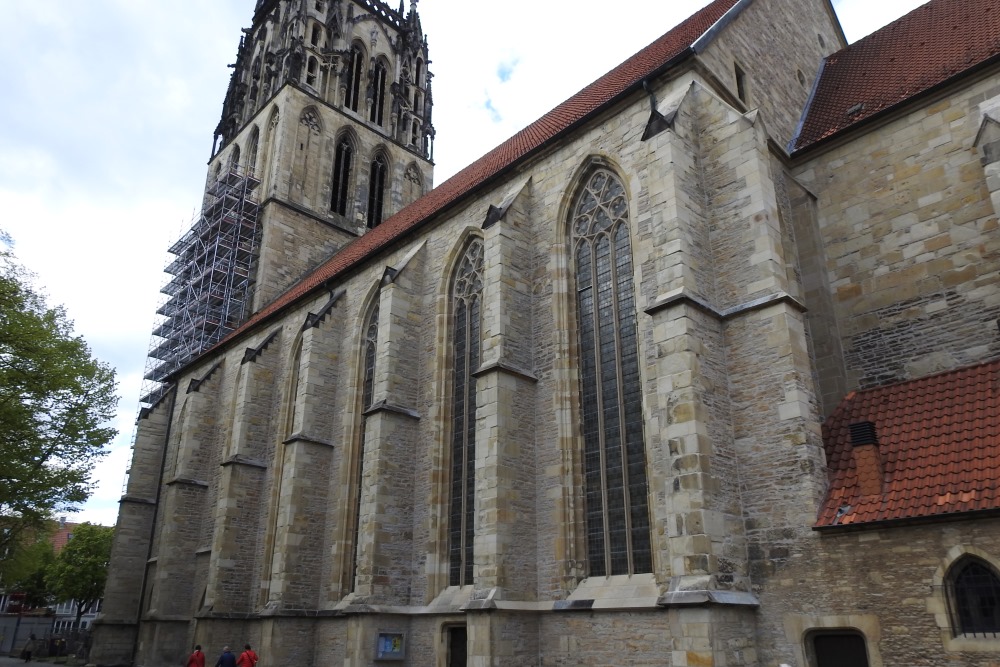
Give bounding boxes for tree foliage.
[0,235,118,561]
[0,530,55,608]
[8,538,56,609]
[46,523,114,627]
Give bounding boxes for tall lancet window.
[350,303,379,592]
[366,154,388,229]
[345,45,364,112]
[245,126,260,177]
[331,137,353,216]
[369,60,387,127]
[449,239,484,587]
[571,168,652,577]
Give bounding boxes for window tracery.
[449,239,484,587]
[570,167,651,577]
[349,303,379,591]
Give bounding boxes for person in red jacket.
[236,644,258,667]
[186,644,205,667]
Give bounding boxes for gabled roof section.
[791,0,1000,153]
[816,359,1000,530]
[210,0,744,354]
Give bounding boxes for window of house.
[345,45,364,112]
[369,60,388,126]
[366,154,387,228]
[331,137,353,216]
[734,62,748,104]
[448,239,483,587]
[229,145,241,174]
[808,630,870,667]
[310,23,322,47]
[349,303,379,592]
[571,167,651,577]
[948,557,1000,636]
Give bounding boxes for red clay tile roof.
[816,359,1000,529]
[791,0,1000,153]
[206,0,743,356]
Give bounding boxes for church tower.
[94,3,434,665]
[144,0,434,392]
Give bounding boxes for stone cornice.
[221,454,268,470]
[363,399,420,420]
[283,433,336,448]
[165,477,210,488]
[644,289,806,320]
[473,359,538,383]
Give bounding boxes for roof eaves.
[162,50,704,384]
[787,57,828,154]
[792,51,1000,157]
[813,507,1000,533]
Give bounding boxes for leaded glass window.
[449,240,483,587]
[571,168,651,577]
[949,558,1000,636]
[350,303,379,592]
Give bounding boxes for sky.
[0,0,929,527]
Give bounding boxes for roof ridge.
[194,0,745,369]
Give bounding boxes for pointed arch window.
[571,167,651,577]
[350,303,379,592]
[366,154,388,229]
[369,60,388,127]
[306,56,319,88]
[229,145,241,174]
[948,557,1000,636]
[331,137,353,216]
[449,239,483,587]
[246,127,260,176]
[345,45,364,112]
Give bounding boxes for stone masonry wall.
[793,73,1000,392]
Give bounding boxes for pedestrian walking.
[236,644,258,667]
[215,646,236,667]
[186,644,206,667]
[21,634,37,663]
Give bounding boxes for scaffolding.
[139,166,262,406]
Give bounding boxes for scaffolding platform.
[139,166,262,401]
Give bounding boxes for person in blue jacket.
[215,646,237,667]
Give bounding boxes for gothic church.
[93,0,1000,665]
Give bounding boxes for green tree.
[0,234,118,565]
[0,528,55,609]
[8,538,56,609]
[46,523,114,629]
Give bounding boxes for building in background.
[93,0,1000,665]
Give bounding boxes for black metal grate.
[949,559,1000,637]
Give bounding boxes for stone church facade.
[92,0,1000,665]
